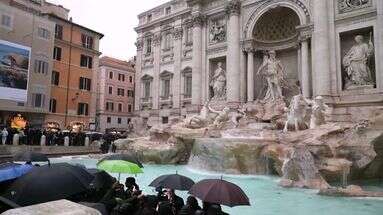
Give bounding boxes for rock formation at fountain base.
[117,111,383,195]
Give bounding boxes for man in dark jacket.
[165,189,184,215]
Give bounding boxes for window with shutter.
[81,34,94,49]
[128,105,132,113]
[49,99,57,113]
[52,71,59,85]
[53,47,62,61]
[80,55,93,69]
[78,103,89,115]
[55,24,63,39]
[33,94,45,108]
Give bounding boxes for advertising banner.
[0,40,31,102]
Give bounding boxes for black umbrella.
[86,168,114,189]
[1,163,95,206]
[98,153,143,168]
[188,179,250,207]
[149,173,195,191]
[13,151,49,164]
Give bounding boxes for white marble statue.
[283,94,310,132]
[343,34,374,88]
[184,101,211,129]
[208,105,230,129]
[257,51,284,101]
[232,106,247,128]
[310,96,329,129]
[210,62,226,101]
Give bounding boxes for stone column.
[247,50,255,102]
[240,50,247,102]
[134,38,143,111]
[313,0,331,96]
[301,39,310,98]
[64,136,69,146]
[40,134,46,146]
[172,27,183,109]
[226,0,241,104]
[13,133,19,146]
[153,33,161,109]
[84,136,90,147]
[191,14,204,106]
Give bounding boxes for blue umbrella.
[0,163,33,183]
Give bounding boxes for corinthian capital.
[173,27,183,40]
[192,13,206,27]
[225,0,241,16]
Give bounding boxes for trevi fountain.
[104,0,383,214]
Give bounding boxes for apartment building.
[0,0,103,130]
[0,1,55,127]
[44,14,103,130]
[97,56,135,132]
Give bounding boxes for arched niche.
[247,5,308,100]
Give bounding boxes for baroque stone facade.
[134,0,383,126]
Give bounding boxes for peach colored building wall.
[97,57,135,132]
[44,15,103,130]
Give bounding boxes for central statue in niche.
[257,50,285,102]
[210,62,227,101]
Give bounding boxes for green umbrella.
[97,160,143,181]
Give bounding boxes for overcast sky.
[48,0,169,61]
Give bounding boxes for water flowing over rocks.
[279,147,330,190]
[118,112,383,194]
[188,138,271,174]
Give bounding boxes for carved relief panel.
[209,17,227,44]
[338,0,372,14]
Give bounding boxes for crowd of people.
[80,177,229,215]
[1,126,101,146]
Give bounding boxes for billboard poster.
[0,40,31,102]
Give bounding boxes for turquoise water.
[51,157,383,215]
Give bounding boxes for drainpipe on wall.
[64,21,73,128]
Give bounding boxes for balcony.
[181,94,192,108]
[140,97,153,110]
[160,95,173,109]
